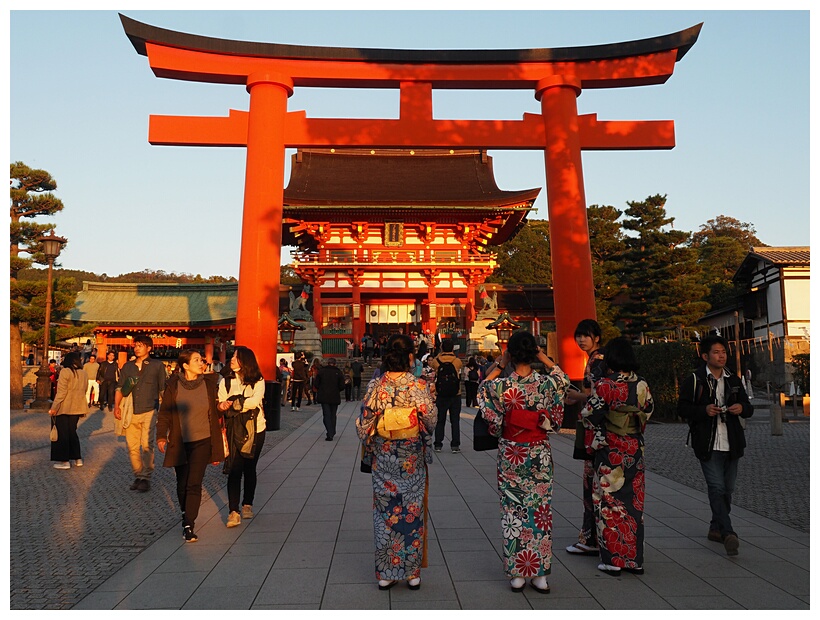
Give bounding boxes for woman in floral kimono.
[356,334,437,591]
[478,330,570,594]
[582,337,654,576]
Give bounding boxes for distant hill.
[17,267,238,294]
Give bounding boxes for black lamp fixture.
[486,311,523,349]
[278,312,305,352]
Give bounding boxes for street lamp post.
[30,232,67,409]
[486,311,523,351]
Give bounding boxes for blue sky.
[9,8,811,279]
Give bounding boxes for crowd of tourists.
[45,321,752,594]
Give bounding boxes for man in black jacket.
[678,335,753,556]
[314,358,345,441]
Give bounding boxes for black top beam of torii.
[120,14,702,66]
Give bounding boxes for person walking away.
[429,338,463,453]
[351,358,365,400]
[362,334,375,365]
[218,346,266,528]
[463,356,480,407]
[156,350,225,543]
[114,336,167,492]
[83,354,100,407]
[315,358,346,440]
[49,352,89,469]
[563,319,607,557]
[97,351,119,411]
[278,358,291,406]
[290,351,308,411]
[478,331,570,594]
[581,337,654,575]
[678,334,753,556]
[356,334,437,591]
[343,361,353,401]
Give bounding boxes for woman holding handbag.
[218,346,266,528]
[356,334,437,591]
[156,350,225,543]
[49,352,89,470]
[478,330,570,594]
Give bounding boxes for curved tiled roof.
[749,246,810,265]
[69,282,237,326]
[283,149,539,208]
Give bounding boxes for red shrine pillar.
[235,72,293,380]
[424,271,439,336]
[312,279,323,330]
[351,276,363,348]
[536,76,597,380]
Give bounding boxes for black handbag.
[573,419,589,460]
[473,413,498,451]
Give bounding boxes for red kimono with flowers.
[583,371,654,570]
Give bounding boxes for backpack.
[468,368,479,382]
[435,361,460,397]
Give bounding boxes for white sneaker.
[72,459,84,467]
[53,462,70,470]
[226,511,241,528]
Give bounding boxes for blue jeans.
[700,451,739,536]
[434,395,462,448]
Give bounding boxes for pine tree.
[486,219,552,285]
[690,215,766,310]
[587,204,625,342]
[10,162,65,408]
[619,195,709,339]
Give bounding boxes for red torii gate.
[121,14,701,380]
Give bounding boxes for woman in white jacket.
[49,352,89,469]
[217,346,266,528]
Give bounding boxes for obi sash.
[502,408,549,443]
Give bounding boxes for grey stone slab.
[183,585,259,609]
[581,575,674,609]
[202,554,275,588]
[306,491,348,506]
[321,582,390,609]
[299,502,346,522]
[154,544,230,573]
[91,556,167,591]
[711,577,809,609]
[265,497,308,512]
[328,552,376,584]
[631,563,721,597]
[72,590,129,610]
[272,541,335,569]
[255,568,328,605]
[453,580,534,609]
[115,571,209,609]
[252,604,322,609]
[226,541,284,558]
[388,563,457,601]
[740,560,810,596]
[664,595,744,610]
[446,550,506,582]
[392,599,462,609]
[234,530,290,545]
[243,511,299,532]
[436,528,497,552]
[288,519,340,542]
[765,546,811,571]
[526,596,605,610]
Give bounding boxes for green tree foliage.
[791,353,810,394]
[280,263,304,286]
[587,205,625,343]
[486,219,552,285]
[10,162,67,408]
[690,216,766,310]
[618,195,710,339]
[633,340,700,420]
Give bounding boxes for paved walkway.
[10,399,810,610]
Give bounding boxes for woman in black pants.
[218,346,266,528]
[157,350,225,542]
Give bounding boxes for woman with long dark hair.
[48,352,89,470]
[356,334,437,591]
[582,337,654,576]
[478,330,570,594]
[156,350,225,542]
[218,346,266,528]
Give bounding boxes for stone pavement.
[10,398,810,610]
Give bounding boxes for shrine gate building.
[282,148,540,354]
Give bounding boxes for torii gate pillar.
[235,73,292,364]
[537,76,597,369]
